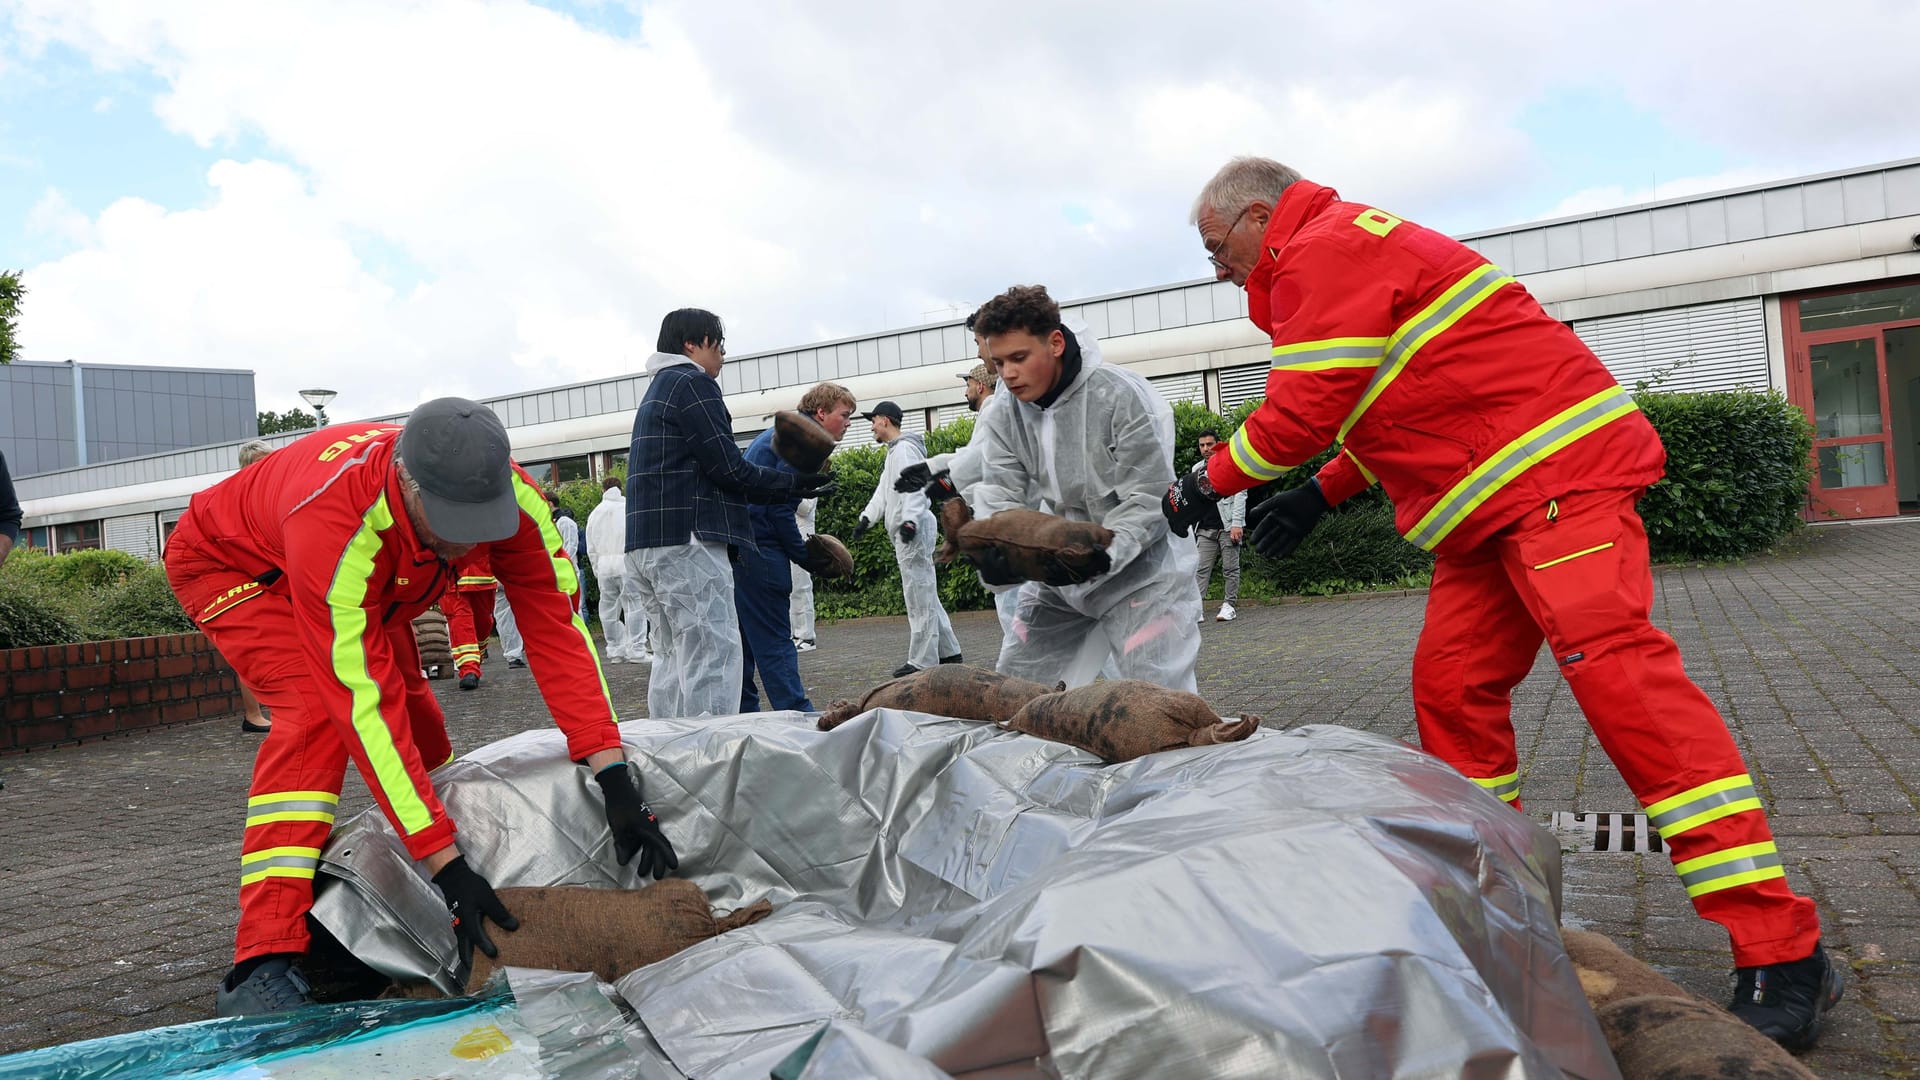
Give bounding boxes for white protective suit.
[585,486,648,659]
[788,497,817,644]
[925,392,1020,640]
[859,431,961,670]
[627,541,741,718]
[965,327,1200,691]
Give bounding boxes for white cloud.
[3,0,1918,423]
[1537,166,1797,220]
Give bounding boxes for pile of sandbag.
[936,500,1114,586]
[821,665,1260,763]
[412,608,453,678]
[1561,928,1818,1079]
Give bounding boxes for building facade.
[15,157,1920,560]
[1,360,256,477]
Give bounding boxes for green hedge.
[1632,389,1813,561]
[0,550,194,649]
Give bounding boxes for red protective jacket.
[1207,180,1665,554]
[175,425,620,847]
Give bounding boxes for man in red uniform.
[439,548,497,690]
[1163,157,1841,1049]
[166,398,678,1016]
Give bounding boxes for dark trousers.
[736,571,813,712]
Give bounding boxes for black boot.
[458,672,480,691]
[891,663,921,678]
[939,654,964,665]
[1728,941,1844,1051]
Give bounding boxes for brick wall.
[0,634,240,754]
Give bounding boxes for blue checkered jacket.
[624,354,792,552]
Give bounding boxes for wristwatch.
[1189,459,1217,498]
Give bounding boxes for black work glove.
[1039,546,1113,587]
[1246,480,1331,560]
[894,462,933,493]
[898,521,917,544]
[852,517,872,540]
[1161,463,1220,538]
[967,546,1027,587]
[432,855,519,971]
[596,762,679,880]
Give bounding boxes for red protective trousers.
[440,587,496,678]
[165,542,453,964]
[1413,488,1820,966]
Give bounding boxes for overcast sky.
[3,0,1917,419]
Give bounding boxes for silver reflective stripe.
[1483,776,1521,800]
[1405,387,1636,550]
[1679,850,1782,890]
[1648,780,1760,835]
[245,799,337,821]
[1272,343,1385,369]
[1363,265,1507,395]
[242,853,321,873]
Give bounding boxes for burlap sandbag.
[1003,681,1260,763]
[935,502,1115,587]
[805,534,854,579]
[1597,995,1818,1080]
[772,410,836,473]
[464,880,773,992]
[818,664,1062,731]
[1561,928,1692,1010]
[412,609,454,667]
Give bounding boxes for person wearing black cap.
[165,398,678,1017]
[855,400,961,677]
[625,309,834,719]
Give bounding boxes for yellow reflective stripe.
[327,493,437,836]
[456,575,496,586]
[1337,263,1514,441]
[1342,446,1378,485]
[1531,542,1615,571]
[1687,865,1787,898]
[1470,770,1521,802]
[247,791,340,808]
[239,844,322,885]
[1404,386,1638,551]
[510,475,615,711]
[1270,337,1387,372]
[1227,426,1288,482]
[1674,842,1785,898]
[1646,774,1765,839]
[241,866,319,886]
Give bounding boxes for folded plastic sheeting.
[0,970,657,1080]
[303,710,1619,1079]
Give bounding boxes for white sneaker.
[607,653,624,664]
[1215,602,1237,622]
[632,651,654,664]
[795,639,817,653]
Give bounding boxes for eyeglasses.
[1206,204,1253,271]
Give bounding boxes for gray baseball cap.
[399,397,519,544]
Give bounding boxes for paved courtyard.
[4,521,1920,1075]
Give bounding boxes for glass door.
[1803,335,1896,518]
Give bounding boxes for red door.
[1793,331,1897,518]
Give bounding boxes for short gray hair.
[1190,157,1303,225]
[237,440,274,467]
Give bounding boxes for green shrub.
[83,565,196,639]
[1634,389,1814,561]
[0,573,89,649]
[32,548,148,591]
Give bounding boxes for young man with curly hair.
[962,284,1199,690]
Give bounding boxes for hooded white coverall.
[964,329,1200,691]
[860,430,960,671]
[586,485,648,658]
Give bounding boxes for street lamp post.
[299,388,339,427]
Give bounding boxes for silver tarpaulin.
[311,710,1619,1079]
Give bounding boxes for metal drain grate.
[1548,811,1664,853]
